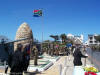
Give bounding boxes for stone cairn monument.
[14,22,34,54]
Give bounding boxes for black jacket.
[10,50,24,74]
[73,49,87,66]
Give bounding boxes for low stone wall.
[87,48,100,70]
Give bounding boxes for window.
[89,37,93,40]
[95,41,97,43]
[89,41,93,43]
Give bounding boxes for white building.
[88,34,100,46]
[67,34,74,39]
[67,34,84,44]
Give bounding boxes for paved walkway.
[35,55,92,75]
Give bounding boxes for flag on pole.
[33,9,42,17]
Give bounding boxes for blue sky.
[0,0,100,42]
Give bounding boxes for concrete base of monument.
[45,56,60,63]
[28,55,60,72]
[28,60,53,72]
[41,55,60,63]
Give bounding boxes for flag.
[33,9,42,17]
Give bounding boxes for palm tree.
[60,34,67,44]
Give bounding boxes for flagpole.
[41,9,44,54]
[33,9,44,54]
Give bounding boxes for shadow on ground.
[24,71,45,75]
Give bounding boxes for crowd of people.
[3,42,88,75]
[43,44,88,66]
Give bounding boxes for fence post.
[0,59,1,65]
[64,57,67,67]
[4,61,6,68]
[59,64,62,75]
[84,58,86,66]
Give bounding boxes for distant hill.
[0,35,11,43]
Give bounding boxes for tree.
[50,35,59,42]
[94,35,100,42]
[60,34,67,44]
[67,37,75,45]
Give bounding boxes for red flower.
[85,72,97,75]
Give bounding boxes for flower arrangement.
[84,66,99,73]
[85,72,97,75]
